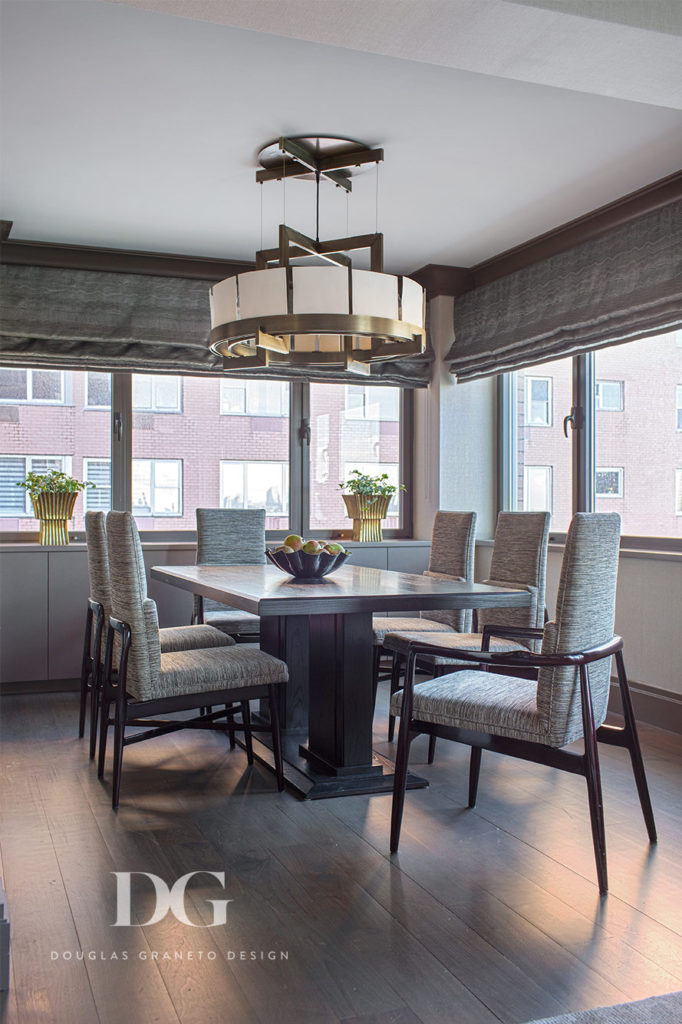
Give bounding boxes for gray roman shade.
[0,264,432,387]
[447,200,682,381]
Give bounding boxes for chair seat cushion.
[138,647,288,700]
[389,671,550,744]
[372,617,453,644]
[383,630,528,663]
[204,609,261,636]
[159,624,235,653]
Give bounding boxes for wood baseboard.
[0,678,79,695]
[608,679,682,735]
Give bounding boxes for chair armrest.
[481,624,545,649]
[404,635,623,671]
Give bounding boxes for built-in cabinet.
[0,541,431,685]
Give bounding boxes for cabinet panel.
[145,548,195,629]
[387,546,430,574]
[345,546,388,570]
[48,550,89,679]
[0,552,48,683]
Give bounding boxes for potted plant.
[340,470,405,542]
[16,470,95,545]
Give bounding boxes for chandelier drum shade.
[209,137,426,376]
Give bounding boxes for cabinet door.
[48,550,89,680]
[0,551,48,683]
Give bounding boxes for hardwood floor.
[0,685,680,1024]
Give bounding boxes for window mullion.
[572,353,594,513]
[111,372,132,513]
[289,381,307,537]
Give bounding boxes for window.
[345,385,400,421]
[132,374,181,412]
[502,330,682,543]
[132,460,182,517]
[220,461,289,525]
[309,383,403,532]
[86,372,111,409]
[596,380,623,411]
[595,467,623,498]
[523,466,552,512]
[220,380,288,417]
[0,456,67,516]
[525,376,552,426]
[83,458,111,511]
[0,368,64,404]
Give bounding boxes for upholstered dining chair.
[193,508,264,641]
[389,513,657,895]
[384,511,551,753]
[80,511,233,759]
[371,511,477,694]
[98,511,288,809]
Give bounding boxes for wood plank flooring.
[0,685,680,1024]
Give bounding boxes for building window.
[345,385,400,421]
[132,375,182,413]
[0,456,68,516]
[676,386,682,430]
[595,467,623,498]
[220,380,288,417]
[595,380,624,411]
[220,461,289,518]
[83,458,111,511]
[523,465,552,512]
[85,372,112,409]
[132,459,182,517]
[525,376,552,426]
[0,368,65,404]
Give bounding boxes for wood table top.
[151,563,532,618]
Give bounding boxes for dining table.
[151,562,532,799]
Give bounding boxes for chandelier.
[209,136,426,376]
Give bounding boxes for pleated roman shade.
[0,264,433,387]
[447,200,682,382]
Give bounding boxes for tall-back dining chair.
[384,511,550,750]
[371,511,477,692]
[98,512,288,808]
[80,511,232,760]
[193,508,265,640]
[389,513,657,895]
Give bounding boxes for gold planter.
[342,494,392,543]
[31,492,79,545]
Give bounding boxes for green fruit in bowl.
[275,545,294,553]
[283,534,303,551]
[302,539,323,554]
[324,542,343,555]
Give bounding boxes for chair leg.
[111,698,126,810]
[241,701,254,765]
[390,658,416,854]
[468,746,482,807]
[97,697,110,779]
[78,607,93,738]
[387,653,403,742]
[614,650,657,843]
[225,704,236,749]
[268,686,285,792]
[580,664,608,895]
[427,735,437,765]
[89,666,100,761]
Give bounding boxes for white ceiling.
[1,0,681,274]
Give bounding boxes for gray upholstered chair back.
[537,513,621,747]
[106,510,161,701]
[477,511,551,642]
[420,511,477,631]
[85,511,112,623]
[195,508,266,617]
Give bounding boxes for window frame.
[0,372,413,541]
[499,349,681,551]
